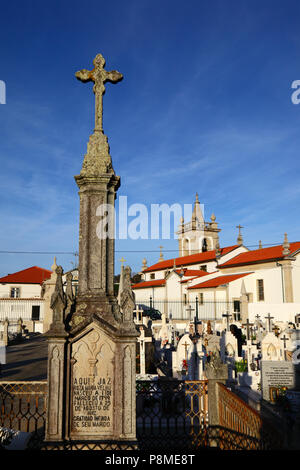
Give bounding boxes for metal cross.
[242,319,254,341]
[281,334,289,349]
[186,304,195,320]
[120,257,126,268]
[265,313,274,332]
[222,312,232,330]
[75,53,123,133]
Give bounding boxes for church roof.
[218,242,300,268]
[188,272,252,289]
[174,269,209,277]
[143,245,239,273]
[0,266,52,285]
[131,279,166,289]
[180,273,219,283]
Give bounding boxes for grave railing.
[136,379,209,450]
[217,382,283,449]
[0,381,47,448]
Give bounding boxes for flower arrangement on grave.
[182,359,188,371]
[275,386,291,412]
[235,359,248,372]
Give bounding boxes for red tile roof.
[174,269,209,277]
[0,266,52,285]
[179,270,213,283]
[132,279,166,289]
[218,242,300,268]
[188,273,252,289]
[144,245,239,273]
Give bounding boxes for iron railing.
[0,379,286,450]
[0,381,47,448]
[136,379,208,450]
[135,299,240,321]
[217,382,283,450]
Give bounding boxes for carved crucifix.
[182,341,190,361]
[75,53,123,133]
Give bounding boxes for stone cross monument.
[44,54,138,450]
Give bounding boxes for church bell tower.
[177,194,221,256]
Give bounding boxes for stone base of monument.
[41,440,138,450]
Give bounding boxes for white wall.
[248,303,300,323]
[0,283,42,299]
[219,263,284,303]
[134,286,166,304]
[292,253,300,303]
[0,299,45,321]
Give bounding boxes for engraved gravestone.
[261,361,296,401]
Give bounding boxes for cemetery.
[0,52,300,452]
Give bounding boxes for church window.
[257,279,264,301]
[150,273,155,280]
[199,293,204,304]
[202,238,208,252]
[200,265,207,272]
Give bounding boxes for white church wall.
[134,286,166,304]
[219,263,284,303]
[248,302,300,323]
[292,254,300,303]
[165,273,182,301]
[219,245,248,265]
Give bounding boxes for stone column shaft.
[280,260,294,303]
[75,174,120,304]
[45,337,67,442]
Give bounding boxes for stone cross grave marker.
[44,54,137,450]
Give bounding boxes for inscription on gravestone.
[72,376,112,431]
[261,361,295,401]
[70,329,115,438]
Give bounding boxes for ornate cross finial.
[282,233,290,256]
[158,246,164,262]
[75,54,123,134]
[236,224,244,245]
[120,257,126,268]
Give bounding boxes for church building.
[132,195,300,326]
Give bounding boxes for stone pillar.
[17,318,23,335]
[240,280,249,324]
[3,318,9,347]
[280,260,294,303]
[44,266,68,443]
[73,171,120,325]
[42,257,58,333]
[204,354,228,432]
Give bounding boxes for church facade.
[132,195,300,326]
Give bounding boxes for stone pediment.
[69,313,119,340]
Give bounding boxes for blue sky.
[1,0,300,276]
